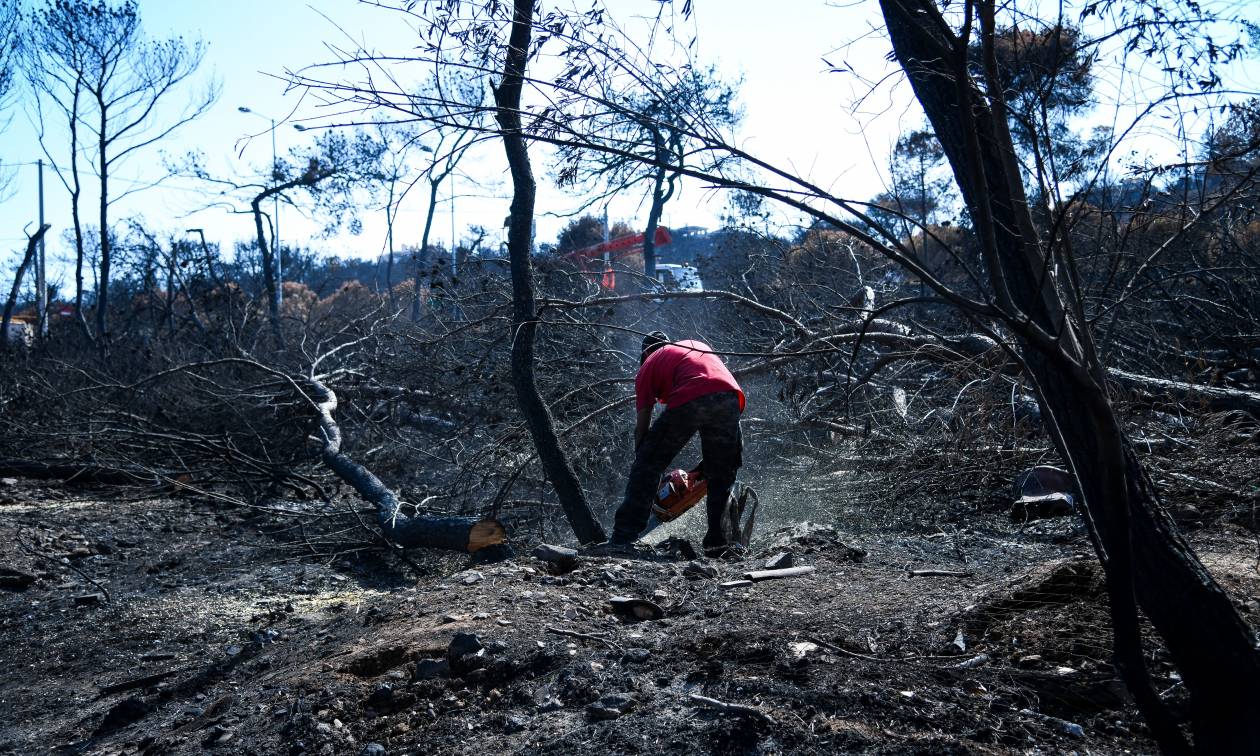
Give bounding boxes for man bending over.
[605,331,745,556]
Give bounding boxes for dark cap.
[641,330,669,363]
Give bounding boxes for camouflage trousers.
[612,391,743,549]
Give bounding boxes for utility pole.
[449,174,457,279]
[271,117,281,312]
[36,160,47,338]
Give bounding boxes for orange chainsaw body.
[652,466,708,522]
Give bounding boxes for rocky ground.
[2,476,1258,755]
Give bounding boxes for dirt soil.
[2,478,1257,755]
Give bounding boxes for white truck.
[655,263,703,293]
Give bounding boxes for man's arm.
[634,406,652,450]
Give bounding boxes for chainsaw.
[652,464,708,522]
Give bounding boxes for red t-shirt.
[636,340,746,412]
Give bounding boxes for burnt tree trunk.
[642,128,668,283]
[251,192,286,349]
[96,101,110,343]
[493,0,606,544]
[881,0,1260,752]
[412,180,441,322]
[1,225,50,348]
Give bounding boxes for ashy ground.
[2,477,1257,755]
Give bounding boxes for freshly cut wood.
[743,566,815,582]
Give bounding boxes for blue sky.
[1,0,1256,289]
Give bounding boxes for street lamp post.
[238,106,282,312]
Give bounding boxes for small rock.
[361,744,387,756]
[655,537,697,560]
[1016,654,1044,669]
[622,648,651,664]
[537,697,563,713]
[0,477,15,486]
[73,593,105,606]
[764,552,794,570]
[502,714,528,733]
[788,641,819,661]
[366,683,394,707]
[531,544,578,573]
[1019,708,1085,738]
[683,561,718,579]
[448,632,486,676]
[462,571,484,586]
[449,632,484,658]
[202,724,234,747]
[954,653,990,669]
[413,658,450,680]
[608,596,664,621]
[587,693,637,720]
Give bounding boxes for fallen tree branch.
[908,569,974,578]
[1108,368,1260,416]
[305,372,510,556]
[688,693,776,725]
[545,624,623,651]
[0,459,154,486]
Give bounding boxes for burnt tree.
[881,0,1260,752]
[493,0,606,544]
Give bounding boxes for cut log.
[743,566,816,582]
[307,374,509,556]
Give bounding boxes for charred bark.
[493,0,606,544]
